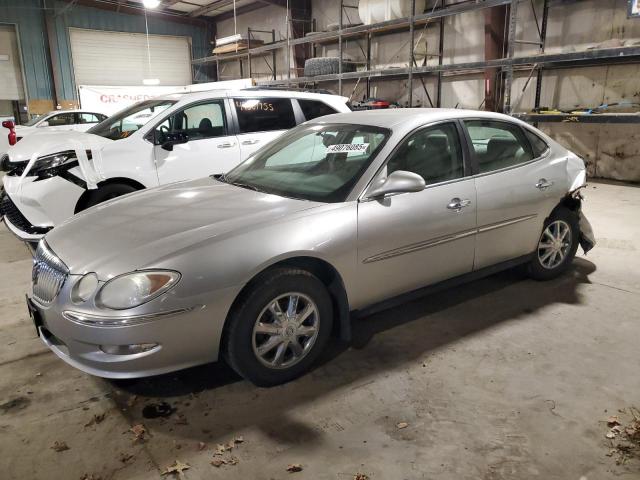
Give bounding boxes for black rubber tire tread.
[83,183,138,210]
[223,267,333,387]
[527,206,580,281]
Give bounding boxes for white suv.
[0,89,350,242]
[1,110,108,156]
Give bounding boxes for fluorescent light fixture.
[0,54,9,61]
[142,0,160,8]
[143,78,160,85]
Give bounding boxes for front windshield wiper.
[213,173,261,192]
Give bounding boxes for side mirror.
[365,170,425,199]
[38,120,49,127]
[2,120,15,130]
[160,132,189,151]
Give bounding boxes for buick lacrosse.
[27,109,595,386]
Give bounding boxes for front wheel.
[223,268,333,387]
[527,207,580,281]
[82,183,139,210]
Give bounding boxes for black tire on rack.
[304,57,357,76]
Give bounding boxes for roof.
[307,108,524,130]
[153,88,348,104]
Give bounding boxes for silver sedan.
[27,109,595,386]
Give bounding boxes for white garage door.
[69,28,192,86]
[0,25,25,100]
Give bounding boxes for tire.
[82,184,139,210]
[223,268,333,387]
[527,206,580,281]
[304,57,357,76]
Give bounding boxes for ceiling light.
[143,78,160,85]
[143,0,160,9]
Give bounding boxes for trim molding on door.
[362,214,537,264]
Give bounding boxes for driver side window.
[386,123,464,185]
[158,101,227,141]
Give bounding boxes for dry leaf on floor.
[396,422,409,429]
[51,441,69,452]
[234,435,244,444]
[354,474,370,480]
[126,395,138,407]
[608,415,620,426]
[119,452,134,463]
[161,460,190,477]
[198,441,207,451]
[80,474,102,480]
[130,424,147,443]
[84,413,106,427]
[606,431,617,439]
[286,464,303,473]
[214,444,227,455]
[210,456,239,468]
[211,458,225,468]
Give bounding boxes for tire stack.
[304,57,357,77]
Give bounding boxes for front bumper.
[27,281,240,379]
[1,172,84,241]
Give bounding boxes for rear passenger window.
[234,98,296,134]
[524,129,549,157]
[298,100,338,121]
[387,122,464,185]
[464,120,534,173]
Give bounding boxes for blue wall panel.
[0,0,211,110]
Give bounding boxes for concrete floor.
[0,180,638,480]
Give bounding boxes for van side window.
[464,120,534,173]
[160,101,227,141]
[298,100,338,121]
[234,98,296,133]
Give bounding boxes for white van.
[0,89,351,242]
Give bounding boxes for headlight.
[71,273,99,304]
[30,151,77,177]
[96,270,180,310]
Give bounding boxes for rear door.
[232,97,298,160]
[154,98,240,183]
[463,119,565,269]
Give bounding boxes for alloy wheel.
[538,219,572,270]
[251,292,320,369]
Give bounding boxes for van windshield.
[87,100,176,141]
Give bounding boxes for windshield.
[223,123,390,203]
[24,114,46,127]
[87,100,176,140]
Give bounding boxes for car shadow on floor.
[108,258,595,447]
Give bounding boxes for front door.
[463,119,566,269]
[356,122,477,306]
[154,99,240,184]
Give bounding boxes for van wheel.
[223,268,333,387]
[82,184,139,210]
[527,207,580,281]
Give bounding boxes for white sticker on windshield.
[326,143,369,153]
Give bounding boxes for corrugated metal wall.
[0,0,212,113]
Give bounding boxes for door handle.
[447,198,471,212]
[241,139,260,145]
[217,142,236,149]
[535,178,554,190]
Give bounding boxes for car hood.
[7,130,112,162]
[45,177,323,278]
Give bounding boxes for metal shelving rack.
[192,0,640,118]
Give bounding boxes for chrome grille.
[32,241,69,304]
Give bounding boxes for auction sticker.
[326,143,369,153]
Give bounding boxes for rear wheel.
[82,183,139,210]
[527,207,579,281]
[223,268,333,387]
